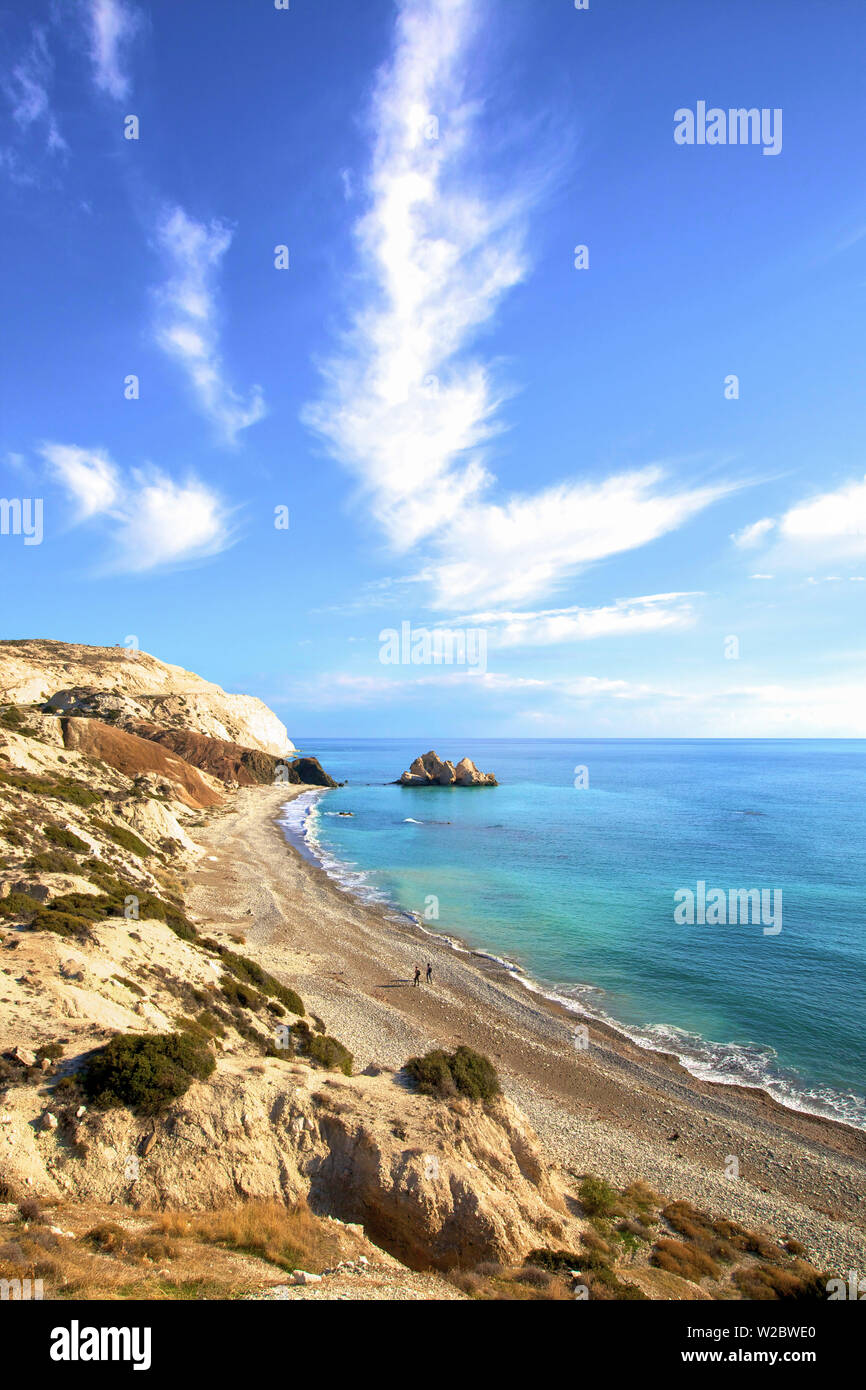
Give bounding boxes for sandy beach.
[184,785,866,1273]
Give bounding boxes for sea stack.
[397,750,498,787]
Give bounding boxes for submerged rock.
[396,751,497,787]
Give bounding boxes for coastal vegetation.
[0,641,856,1304]
[80,1031,216,1115]
[405,1046,501,1101]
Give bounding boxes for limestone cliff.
[0,640,295,757]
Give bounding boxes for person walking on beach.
[413,965,422,988]
[426,962,433,984]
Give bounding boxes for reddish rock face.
[60,718,223,809]
[125,723,281,787]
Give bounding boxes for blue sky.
[1,0,865,738]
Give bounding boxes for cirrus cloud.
[305,0,733,613]
[42,441,235,574]
[153,205,266,446]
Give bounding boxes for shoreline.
[185,785,866,1272]
[279,786,865,1138]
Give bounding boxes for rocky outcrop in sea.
[397,750,497,787]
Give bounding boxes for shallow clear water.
[279,739,866,1128]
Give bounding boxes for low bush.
[91,818,152,859]
[733,1261,827,1301]
[44,824,90,853]
[0,769,102,808]
[651,1237,720,1283]
[80,1030,215,1116]
[220,950,305,1016]
[525,1247,582,1274]
[663,1201,738,1263]
[307,1034,353,1076]
[0,891,42,921]
[582,1264,647,1300]
[404,1045,500,1102]
[221,977,266,1012]
[24,850,79,874]
[579,1175,620,1219]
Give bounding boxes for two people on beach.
[413,963,433,987]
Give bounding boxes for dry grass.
[651,1237,721,1282]
[449,1263,574,1300]
[154,1199,343,1274]
[733,1260,829,1301]
[0,1199,356,1300]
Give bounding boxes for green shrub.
[44,824,89,853]
[78,868,198,941]
[24,850,79,874]
[91,817,152,858]
[405,1045,500,1102]
[80,1031,215,1116]
[195,1010,226,1039]
[221,977,266,1012]
[584,1264,647,1300]
[0,817,28,848]
[48,781,102,809]
[32,910,94,938]
[579,1175,620,1219]
[221,950,304,1015]
[526,1248,583,1274]
[0,769,102,808]
[0,706,23,729]
[0,891,41,921]
[307,1034,353,1076]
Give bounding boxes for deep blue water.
[279,739,865,1128]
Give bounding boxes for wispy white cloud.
[420,471,729,610]
[42,442,235,573]
[451,591,700,647]
[266,660,866,734]
[153,206,266,445]
[2,27,66,157]
[305,0,731,611]
[42,444,120,520]
[735,474,866,571]
[86,0,140,100]
[732,517,775,549]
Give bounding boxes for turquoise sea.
[278,739,866,1129]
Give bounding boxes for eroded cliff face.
[1,1055,578,1271]
[0,640,295,757]
[0,651,574,1279]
